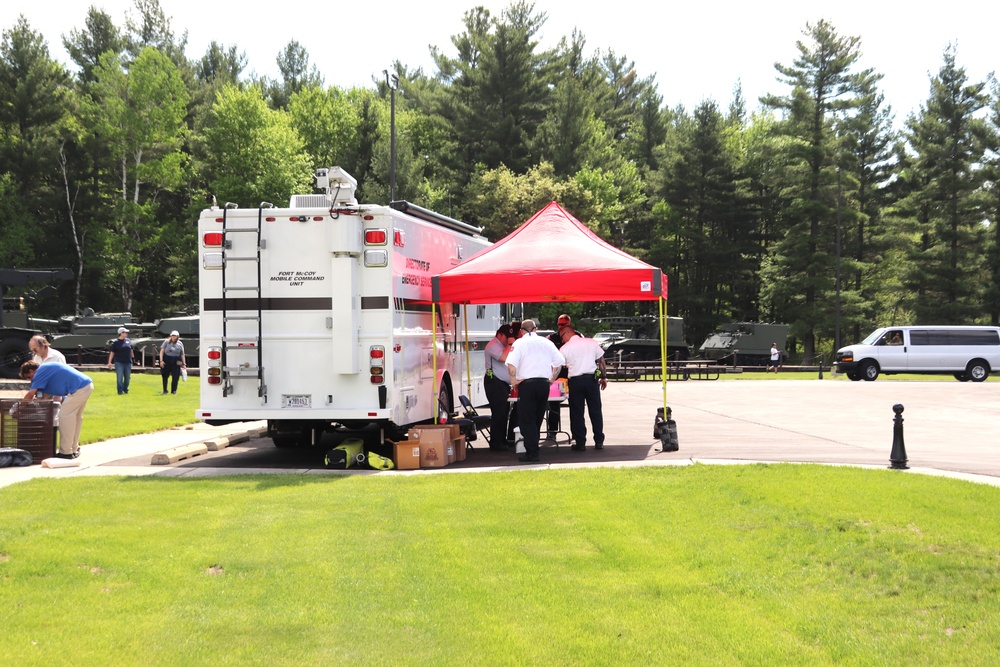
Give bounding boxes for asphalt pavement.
[2,378,999,489]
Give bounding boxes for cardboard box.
[410,423,461,439]
[389,440,420,470]
[408,428,450,468]
[408,425,466,468]
[420,438,449,467]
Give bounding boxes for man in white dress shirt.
[505,319,565,463]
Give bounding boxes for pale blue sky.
[4,0,996,124]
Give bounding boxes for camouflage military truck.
[697,321,789,366]
[584,316,689,361]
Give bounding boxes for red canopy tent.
[432,201,670,414]
[431,201,667,304]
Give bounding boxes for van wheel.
[438,386,453,423]
[847,370,861,381]
[966,359,990,382]
[860,361,879,381]
[954,372,970,382]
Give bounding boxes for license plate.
[282,395,312,408]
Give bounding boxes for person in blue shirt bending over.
[19,361,95,459]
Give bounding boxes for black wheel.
[0,337,31,379]
[438,385,453,423]
[954,372,970,382]
[860,360,879,381]
[966,359,990,383]
[847,370,862,381]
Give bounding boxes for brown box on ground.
[389,439,420,470]
[408,427,451,468]
[453,435,466,461]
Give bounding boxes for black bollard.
[888,403,909,470]
[818,362,824,380]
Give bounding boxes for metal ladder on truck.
[219,202,269,402]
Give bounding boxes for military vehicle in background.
[48,310,157,365]
[697,321,789,366]
[0,268,72,378]
[132,314,199,367]
[584,316,689,361]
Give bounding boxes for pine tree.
[760,20,880,359]
[897,46,989,323]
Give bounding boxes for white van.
[834,326,1000,382]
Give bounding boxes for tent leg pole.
[660,298,667,414]
[432,302,439,419]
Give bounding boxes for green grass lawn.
[1,464,999,665]
[77,371,200,445]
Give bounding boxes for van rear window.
[909,329,1000,346]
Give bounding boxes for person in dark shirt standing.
[107,327,135,395]
[483,324,515,450]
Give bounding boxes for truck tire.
[966,359,990,383]
[847,370,862,381]
[954,372,970,382]
[860,360,879,381]
[0,337,31,379]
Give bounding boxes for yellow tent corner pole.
[432,302,439,415]
[463,305,472,395]
[659,298,668,413]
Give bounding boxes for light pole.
[835,165,842,352]
[383,70,398,202]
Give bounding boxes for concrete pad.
[205,433,250,451]
[150,443,209,465]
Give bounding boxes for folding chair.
[439,397,477,451]
[459,395,492,446]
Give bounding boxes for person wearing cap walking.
[484,324,516,450]
[107,327,135,395]
[159,330,186,394]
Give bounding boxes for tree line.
[2,0,998,360]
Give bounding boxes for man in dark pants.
[545,314,578,436]
[559,326,608,450]
[483,324,515,449]
[506,319,565,463]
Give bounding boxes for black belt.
[521,377,549,383]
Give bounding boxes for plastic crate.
[0,399,57,464]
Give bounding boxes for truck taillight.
[207,347,222,367]
[365,229,387,245]
[369,346,385,384]
[208,376,221,385]
[203,232,224,247]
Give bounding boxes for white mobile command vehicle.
[196,167,506,447]
[833,325,1000,382]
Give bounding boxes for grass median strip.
[1,464,999,665]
